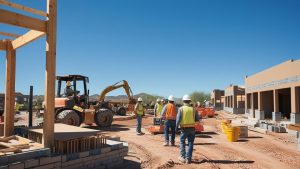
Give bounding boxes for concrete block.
[0,156,9,165]
[297,131,300,138]
[100,147,111,153]
[287,129,298,136]
[62,158,82,167]
[0,165,8,169]
[89,149,101,156]
[8,162,24,169]
[64,153,79,161]
[32,164,54,169]
[272,112,281,121]
[255,110,264,120]
[291,113,300,124]
[39,157,52,165]
[268,125,274,132]
[107,140,124,150]
[53,162,61,168]
[24,159,39,168]
[107,136,121,142]
[79,151,89,158]
[93,153,105,160]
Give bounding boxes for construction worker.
[134,97,145,135]
[176,94,200,164]
[161,95,177,146]
[154,99,163,117]
[64,81,74,96]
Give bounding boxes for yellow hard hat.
[66,81,71,86]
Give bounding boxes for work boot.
[163,142,169,146]
[178,157,186,163]
[137,132,142,135]
[186,159,191,164]
[171,142,175,146]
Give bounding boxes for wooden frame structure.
[0,0,56,148]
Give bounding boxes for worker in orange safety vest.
[161,95,178,146]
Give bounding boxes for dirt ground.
[100,112,300,169]
[14,111,300,169]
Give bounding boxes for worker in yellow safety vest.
[176,94,200,164]
[161,95,178,146]
[134,97,145,135]
[154,99,164,117]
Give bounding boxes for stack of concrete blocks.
[272,112,281,122]
[291,113,300,124]
[255,110,265,120]
[0,140,129,169]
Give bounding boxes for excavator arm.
[98,80,134,102]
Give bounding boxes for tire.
[95,109,113,127]
[117,107,126,116]
[56,110,81,126]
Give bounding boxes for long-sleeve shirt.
[176,103,200,130]
[160,103,178,119]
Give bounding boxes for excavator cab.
[56,75,89,109]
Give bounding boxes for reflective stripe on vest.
[136,103,144,115]
[156,104,163,116]
[165,103,177,120]
[180,106,195,128]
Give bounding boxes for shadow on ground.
[193,159,255,164]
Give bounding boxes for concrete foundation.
[255,110,265,120]
[272,112,281,121]
[291,112,300,124]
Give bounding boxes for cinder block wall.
[0,140,128,169]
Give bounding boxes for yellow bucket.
[221,122,228,133]
[226,126,238,142]
[234,127,240,140]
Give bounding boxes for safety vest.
[165,103,177,120]
[156,103,163,117]
[135,103,144,115]
[180,105,195,128]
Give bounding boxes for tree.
[190,91,210,105]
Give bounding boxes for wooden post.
[43,0,56,148]
[4,41,16,137]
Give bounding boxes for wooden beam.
[0,40,7,50]
[11,30,45,49]
[0,0,47,17]
[0,9,46,32]
[43,0,56,149]
[4,41,16,137]
[0,31,20,38]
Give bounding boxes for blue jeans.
[164,120,176,143]
[180,128,195,161]
[136,115,142,133]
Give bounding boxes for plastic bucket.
[226,126,238,142]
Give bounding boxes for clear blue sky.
[0,0,300,98]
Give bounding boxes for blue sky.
[0,0,300,98]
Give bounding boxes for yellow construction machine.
[53,75,135,127]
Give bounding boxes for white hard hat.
[138,97,143,102]
[156,98,160,102]
[168,95,175,101]
[160,99,164,102]
[182,94,191,101]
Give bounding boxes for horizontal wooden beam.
[0,0,47,17]
[0,40,7,50]
[11,30,45,49]
[0,31,20,38]
[0,9,46,32]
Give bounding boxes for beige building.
[245,60,300,124]
[224,85,245,114]
[211,89,224,110]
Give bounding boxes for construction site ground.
[13,111,300,169]
[99,111,300,169]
